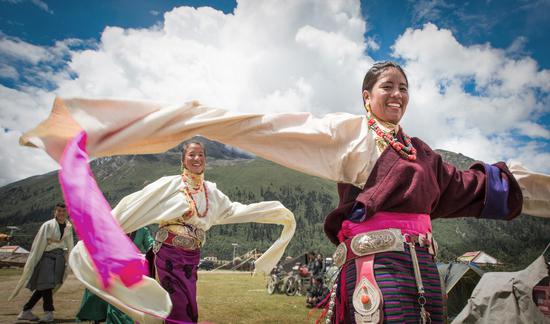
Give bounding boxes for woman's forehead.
[377,68,406,82]
[186,144,204,153]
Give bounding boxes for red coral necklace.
[184,183,209,218]
[367,116,417,161]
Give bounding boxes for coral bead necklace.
[181,168,209,218]
[183,183,209,218]
[367,115,417,161]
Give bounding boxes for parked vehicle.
[284,263,311,296]
[198,259,215,270]
[266,264,286,294]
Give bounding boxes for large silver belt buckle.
[173,235,197,249]
[350,229,404,256]
[333,243,347,268]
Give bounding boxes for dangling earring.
[364,102,371,114]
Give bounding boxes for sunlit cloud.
[1,0,549,186]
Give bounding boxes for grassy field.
[1,269,320,324]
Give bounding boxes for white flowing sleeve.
[20,98,378,186]
[68,175,189,324]
[69,242,170,324]
[209,184,296,274]
[508,162,550,218]
[9,222,49,301]
[111,175,190,232]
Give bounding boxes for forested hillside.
[1,141,548,270]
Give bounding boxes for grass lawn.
[198,271,318,323]
[1,269,321,324]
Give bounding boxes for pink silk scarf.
[59,131,147,288]
[338,211,432,242]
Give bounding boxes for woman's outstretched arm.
[21,97,378,186]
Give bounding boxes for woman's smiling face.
[183,143,205,174]
[363,67,409,124]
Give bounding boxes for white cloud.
[394,23,550,171]
[30,0,53,14]
[0,129,59,185]
[0,64,19,80]
[1,0,550,186]
[2,0,53,14]
[0,36,91,89]
[0,85,59,184]
[0,36,51,64]
[55,0,369,115]
[506,36,528,56]
[365,36,379,51]
[1,0,370,185]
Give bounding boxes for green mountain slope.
[1,145,548,270]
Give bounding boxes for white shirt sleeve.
[508,162,550,218]
[21,98,379,187]
[209,184,296,274]
[69,241,170,324]
[112,175,190,232]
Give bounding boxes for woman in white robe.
[69,141,296,324]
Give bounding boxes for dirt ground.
[1,269,84,324]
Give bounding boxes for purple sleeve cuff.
[479,163,510,220]
[348,203,366,222]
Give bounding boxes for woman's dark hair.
[362,61,408,99]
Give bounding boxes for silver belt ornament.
[332,229,437,268]
[154,227,204,251]
[332,229,404,268]
[353,277,382,324]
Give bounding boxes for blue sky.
[2,0,549,67]
[1,0,549,185]
[366,0,550,67]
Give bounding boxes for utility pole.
[231,243,238,263]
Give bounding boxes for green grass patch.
[198,271,320,323]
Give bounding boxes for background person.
[10,202,74,323]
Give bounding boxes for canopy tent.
[456,250,500,266]
[452,255,549,323]
[438,262,484,319]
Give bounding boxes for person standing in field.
[10,202,74,323]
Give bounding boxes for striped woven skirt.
[335,246,444,323]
